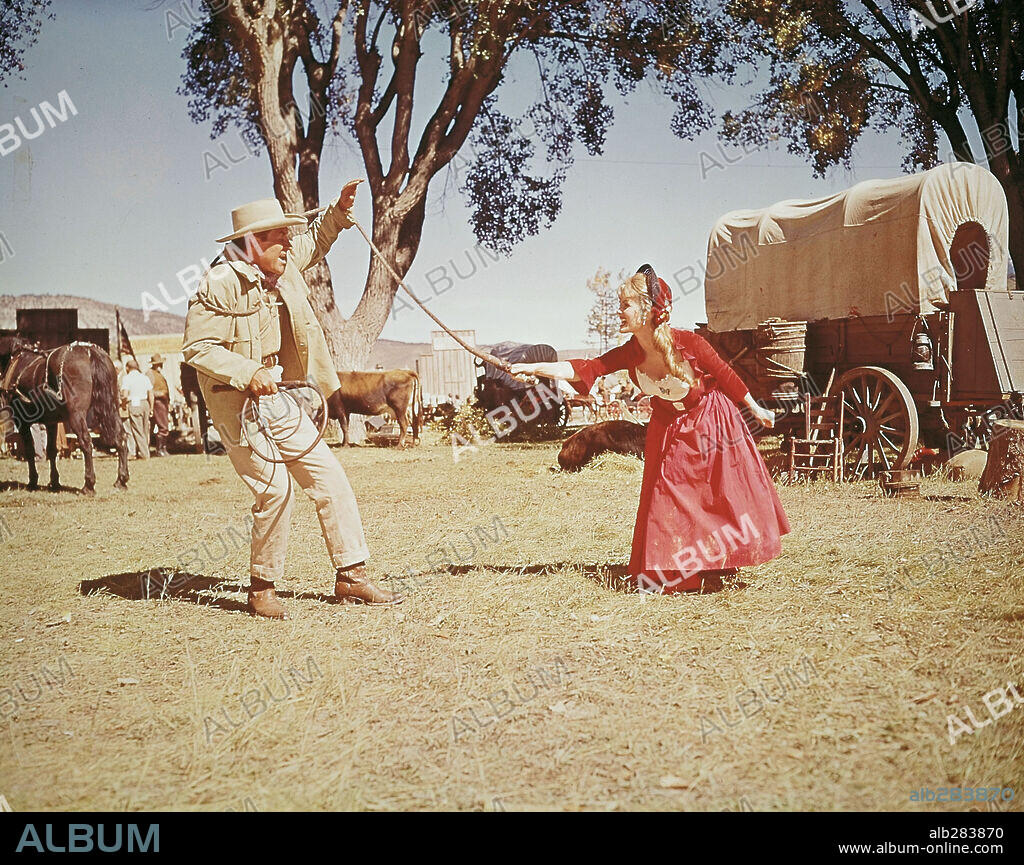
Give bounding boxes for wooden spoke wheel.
[556,397,571,427]
[836,366,919,479]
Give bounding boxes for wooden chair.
[787,394,844,482]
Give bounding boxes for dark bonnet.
[635,263,672,324]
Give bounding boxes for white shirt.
[122,369,152,407]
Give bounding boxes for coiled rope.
[212,380,328,464]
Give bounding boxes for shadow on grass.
[0,479,82,493]
[81,571,249,613]
[384,562,737,595]
[855,493,978,503]
[80,570,353,614]
[81,560,736,612]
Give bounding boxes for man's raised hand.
[340,179,364,211]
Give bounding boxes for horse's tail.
[86,347,123,448]
[412,372,423,443]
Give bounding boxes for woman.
[511,264,790,593]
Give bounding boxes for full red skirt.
[630,390,790,592]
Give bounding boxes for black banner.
[0,812,1017,856]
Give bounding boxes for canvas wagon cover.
[704,163,1009,331]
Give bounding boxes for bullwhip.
[300,205,514,375]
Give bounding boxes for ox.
[327,370,423,448]
[558,420,647,471]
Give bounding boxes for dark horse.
[0,336,129,494]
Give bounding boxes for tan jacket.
[182,195,353,445]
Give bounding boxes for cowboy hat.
[150,353,164,365]
[216,198,307,243]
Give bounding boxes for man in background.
[121,358,153,459]
[147,353,171,456]
[114,359,132,450]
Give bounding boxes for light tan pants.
[219,392,369,582]
[128,406,150,458]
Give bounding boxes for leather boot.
[247,577,289,619]
[334,563,404,606]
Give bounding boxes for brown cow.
[558,420,647,471]
[327,370,423,448]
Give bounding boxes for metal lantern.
[911,320,934,371]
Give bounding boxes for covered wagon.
[474,342,569,430]
[699,162,1019,477]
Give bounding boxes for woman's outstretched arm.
[515,341,639,392]
[510,361,576,380]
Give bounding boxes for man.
[183,181,402,619]
[121,358,153,459]
[171,382,187,439]
[29,423,47,461]
[146,353,171,456]
[114,359,132,452]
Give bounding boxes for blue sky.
[1,1,920,349]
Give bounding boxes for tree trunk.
[305,201,427,442]
[978,419,1024,500]
[988,151,1024,281]
[321,201,426,369]
[305,263,350,362]
[1000,178,1024,283]
[1006,189,1024,283]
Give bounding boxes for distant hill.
[0,294,186,345]
[0,293,609,369]
[367,339,432,370]
[559,347,598,361]
[1,295,497,370]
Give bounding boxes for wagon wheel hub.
[836,366,919,480]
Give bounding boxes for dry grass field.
[1,432,1022,812]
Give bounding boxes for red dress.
[569,329,790,592]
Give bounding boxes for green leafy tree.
[177,1,731,369]
[710,0,1024,275]
[1,1,54,85]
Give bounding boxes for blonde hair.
[619,274,698,388]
